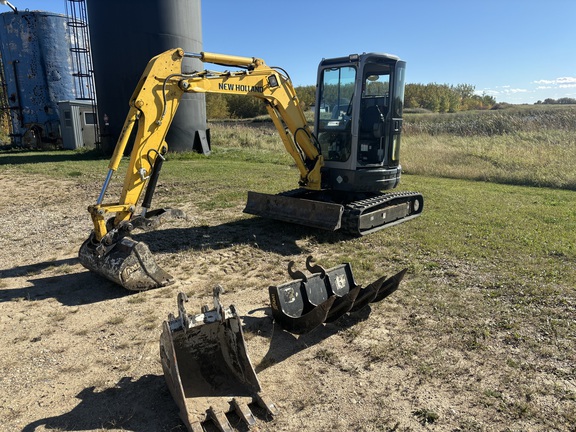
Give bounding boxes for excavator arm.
[181,51,323,187]
[88,48,323,243]
[80,48,327,290]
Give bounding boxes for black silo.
[86,0,208,153]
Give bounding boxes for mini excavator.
[79,48,423,291]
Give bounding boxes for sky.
[3,0,576,104]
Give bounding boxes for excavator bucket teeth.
[372,268,407,303]
[79,236,174,291]
[349,275,386,312]
[160,291,276,432]
[270,257,408,333]
[244,191,344,231]
[325,286,361,322]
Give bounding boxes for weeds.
[126,294,147,304]
[314,348,338,365]
[106,316,125,325]
[412,408,439,425]
[48,310,68,323]
[402,107,576,190]
[139,308,158,330]
[404,105,576,136]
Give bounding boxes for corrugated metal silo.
[0,11,76,147]
[86,0,208,153]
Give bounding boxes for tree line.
[205,82,497,119]
[535,97,576,105]
[405,83,496,112]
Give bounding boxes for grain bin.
[0,10,76,147]
[86,0,209,153]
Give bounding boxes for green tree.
[405,82,493,112]
[294,85,316,110]
[226,94,268,118]
[205,93,229,119]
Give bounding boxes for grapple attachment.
[160,288,278,432]
[269,256,407,334]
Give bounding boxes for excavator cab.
[247,52,420,236]
[316,53,406,193]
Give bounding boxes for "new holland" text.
[218,83,264,93]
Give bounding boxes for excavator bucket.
[269,258,364,334]
[78,235,174,291]
[160,289,278,432]
[78,209,185,291]
[269,256,408,334]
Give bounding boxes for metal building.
[0,10,76,147]
[86,0,209,153]
[58,100,98,149]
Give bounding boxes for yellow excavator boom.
[88,48,323,242]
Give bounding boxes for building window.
[64,111,72,127]
[84,111,96,125]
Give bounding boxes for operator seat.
[360,105,384,138]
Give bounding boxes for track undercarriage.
[245,188,424,236]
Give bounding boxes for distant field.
[402,105,576,190]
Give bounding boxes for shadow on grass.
[21,375,185,432]
[0,149,105,165]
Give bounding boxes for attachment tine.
[372,268,407,303]
[189,421,204,432]
[255,393,280,416]
[231,398,257,427]
[176,292,190,330]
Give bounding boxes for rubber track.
[277,188,423,235]
[342,191,423,236]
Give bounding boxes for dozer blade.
[160,289,278,432]
[244,190,344,231]
[78,235,174,291]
